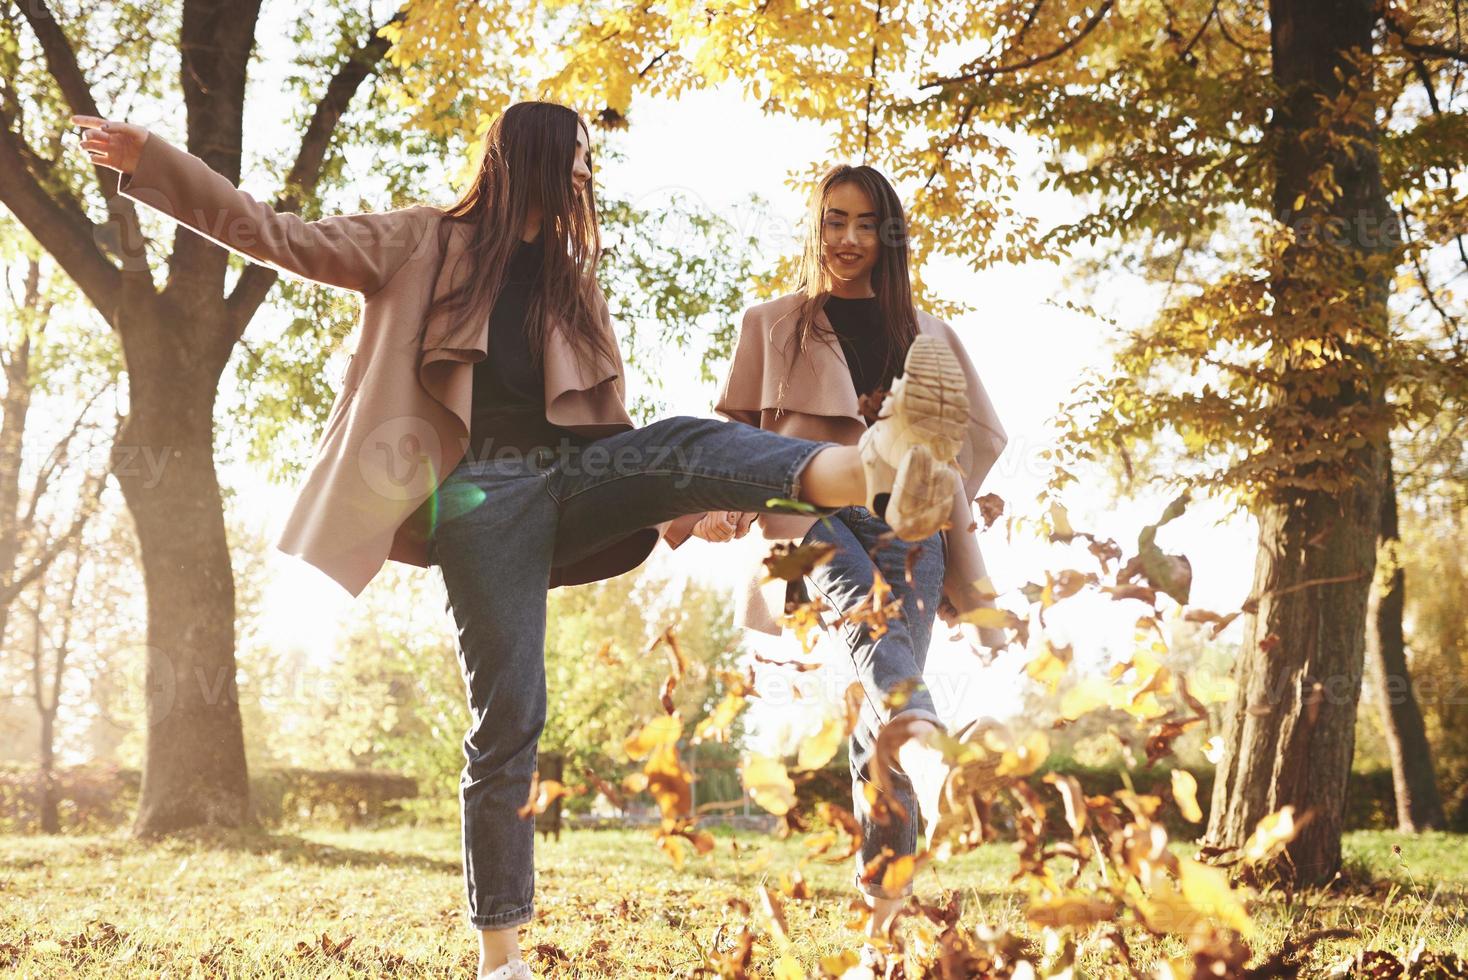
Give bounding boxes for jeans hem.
[787,440,840,509]
[469,903,534,930]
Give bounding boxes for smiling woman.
[669,160,1011,972]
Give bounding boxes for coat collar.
[417,215,626,437]
[717,291,945,425]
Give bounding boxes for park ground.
[1,826,1465,977]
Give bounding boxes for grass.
[0,824,1464,977]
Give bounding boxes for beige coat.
[118,132,668,597]
[665,292,1007,635]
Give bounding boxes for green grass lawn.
[0,825,1464,977]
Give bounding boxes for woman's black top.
[822,294,900,402]
[467,235,592,461]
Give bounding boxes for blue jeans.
[426,416,834,930]
[802,506,947,899]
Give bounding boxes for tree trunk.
[38,700,59,833]
[1367,450,1445,831]
[1203,0,1393,886]
[3,0,396,837]
[116,298,250,836]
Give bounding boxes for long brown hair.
[422,101,614,371]
[786,164,919,394]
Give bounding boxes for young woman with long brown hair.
[71,103,975,979]
[673,164,1008,971]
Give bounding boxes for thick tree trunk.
[1367,451,1445,831]
[115,297,249,836]
[3,0,395,837]
[1203,0,1393,886]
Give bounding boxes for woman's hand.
[70,115,149,175]
[691,511,753,543]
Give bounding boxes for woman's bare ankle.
[477,924,522,974]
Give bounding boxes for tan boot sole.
[863,336,969,539]
[885,335,969,463]
[885,444,953,540]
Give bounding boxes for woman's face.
[821,180,880,288]
[572,120,592,194]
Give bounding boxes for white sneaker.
[857,335,969,540]
[480,957,532,980]
[837,942,885,979]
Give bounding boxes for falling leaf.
[1024,640,1073,694]
[695,692,746,744]
[844,567,902,638]
[960,606,1015,630]
[742,754,797,816]
[880,853,918,894]
[779,869,810,899]
[775,596,831,654]
[1145,715,1203,766]
[762,540,838,582]
[820,950,862,975]
[976,493,1006,528]
[1049,501,1076,541]
[658,833,688,870]
[624,713,682,761]
[796,715,844,771]
[753,651,824,672]
[1178,857,1254,938]
[645,742,691,822]
[1060,677,1115,721]
[1183,607,1241,637]
[518,778,574,818]
[1242,806,1298,864]
[759,884,791,943]
[997,730,1050,777]
[1043,772,1088,838]
[1171,769,1203,823]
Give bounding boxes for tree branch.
[1384,6,1468,65]
[0,125,123,322]
[921,0,1115,89]
[18,0,150,281]
[0,411,118,610]
[224,8,408,334]
[861,0,883,165]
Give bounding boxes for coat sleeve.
[935,318,1008,644]
[117,132,432,294]
[712,305,766,428]
[940,318,1007,503]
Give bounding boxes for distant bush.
[0,764,418,833]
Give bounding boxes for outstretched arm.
[71,115,431,294]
